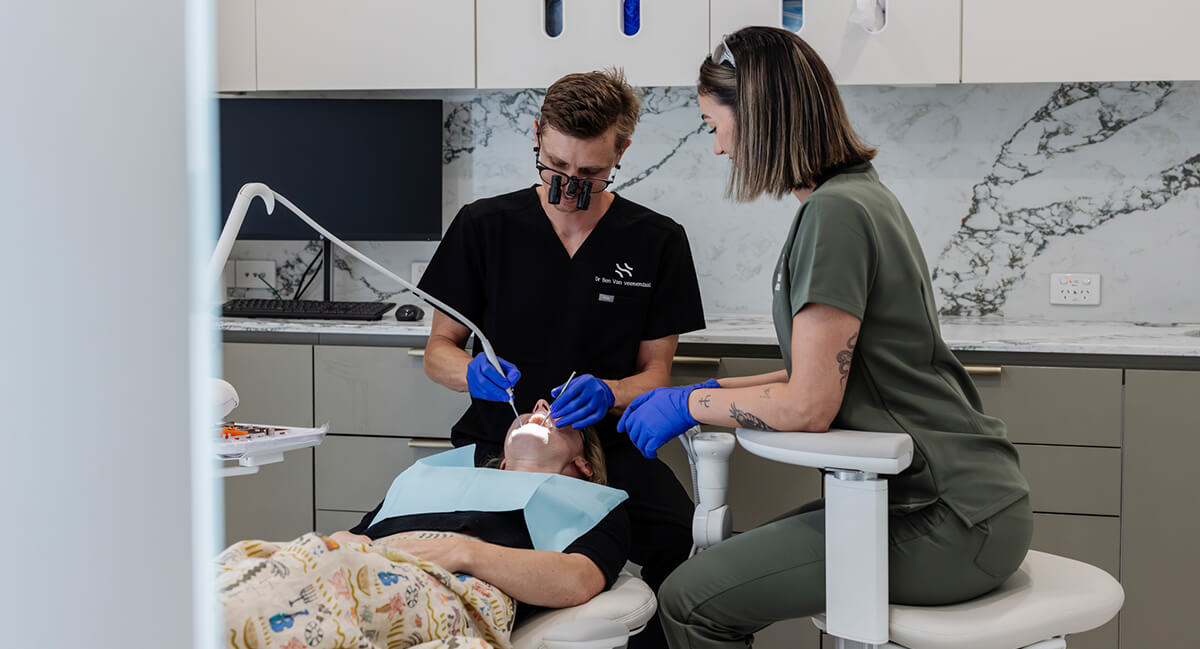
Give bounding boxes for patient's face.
[501,399,593,480]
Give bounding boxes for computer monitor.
[218,97,442,241]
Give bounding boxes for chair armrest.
[735,427,913,645]
[737,428,913,475]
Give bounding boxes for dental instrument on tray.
[211,183,520,423]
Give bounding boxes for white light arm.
[210,182,508,378]
[208,182,275,284]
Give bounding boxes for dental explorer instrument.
[212,183,521,423]
[553,371,577,405]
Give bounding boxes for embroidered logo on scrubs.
[614,262,633,278]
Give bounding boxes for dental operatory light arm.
[211,183,518,414]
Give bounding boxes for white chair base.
[812,551,1123,649]
[510,570,657,649]
[823,636,1064,649]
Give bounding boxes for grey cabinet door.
[314,345,471,438]
[1017,445,1122,515]
[220,342,315,546]
[316,509,372,535]
[1032,513,1120,649]
[971,366,1122,446]
[1121,370,1200,649]
[315,435,453,512]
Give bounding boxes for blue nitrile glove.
[549,374,615,429]
[617,379,720,458]
[466,352,521,402]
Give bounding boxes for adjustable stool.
[687,429,1124,649]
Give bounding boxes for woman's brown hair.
[698,26,876,201]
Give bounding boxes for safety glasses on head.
[533,147,618,210]
[711,34,736,68]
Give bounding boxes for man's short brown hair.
[540,68,642,154]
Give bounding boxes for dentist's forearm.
[604,366,671,411]
[424,334,471,392]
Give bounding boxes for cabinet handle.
[965,365,1003,377]
[407,438,453,449]
[408,348,425,357]
[672,355,721,366]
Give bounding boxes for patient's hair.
[488,426,609,486]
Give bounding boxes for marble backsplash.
[226,81,1200,324]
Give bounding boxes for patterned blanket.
[217,531,516,649]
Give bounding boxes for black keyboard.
[222,299,396,321]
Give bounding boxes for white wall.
[0,3,214,648]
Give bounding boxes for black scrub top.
[418,186,706,449]
[349,503,632,592]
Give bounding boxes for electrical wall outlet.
[234,260,276,289]
[411,261,429,286]
[1050,272,1101,305]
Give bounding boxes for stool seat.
[821,551,1124,649]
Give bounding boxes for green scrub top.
[771,162,1029,526]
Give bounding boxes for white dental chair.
[687,429,1125,649]
[513,571,657,649]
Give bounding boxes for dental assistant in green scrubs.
[615,26,1033,649]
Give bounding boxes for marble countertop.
[220,311,1200,357]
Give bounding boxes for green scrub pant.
[658,495,1033,649]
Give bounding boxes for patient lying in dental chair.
[218,400,630,649]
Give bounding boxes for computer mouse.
[395,304,425,322]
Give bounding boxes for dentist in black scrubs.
[418,68,707,648]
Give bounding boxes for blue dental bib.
[368,445,628,552]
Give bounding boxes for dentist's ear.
[614,138,632,170]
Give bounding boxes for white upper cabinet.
[217,0,256,92]
[476,0,709,89]
[963,0,1200,83]
[711,0,961,85]
[255,0,475,91]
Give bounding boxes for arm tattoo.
[729,402,778,431]
[836,332,858,386]
[760,387,772,399]
[698,393,711,408]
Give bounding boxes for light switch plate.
[235,260,276,289]
[1050,273,1101,305]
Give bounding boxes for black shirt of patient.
[349,501,632,616]
[417,186,706,450]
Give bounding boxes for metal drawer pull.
[408,348,426,357]
[672,355,721,366]
[965,365,1003,376]
[407,438,453,449]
